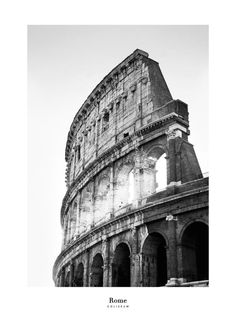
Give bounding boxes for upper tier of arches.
[64,49,179,187]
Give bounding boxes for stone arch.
[146,144,168,159]
[74,262,84,287]
[90,253,104,287]
[178,219,208,244]
[112,242,131,287]
[90,246,103,262]
[140,229,169,251]
[141,232,168,286]
[181,221,208,282]
[111,239,132,261]
[146,145,168,193]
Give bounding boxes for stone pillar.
[175,151,182,183]
[130,226,140,286]
[82,124,86,170]
[67,219,71,243]
[166,132,177,185]
[142,167,156,196]
[92,179,95,227]
[57,273,61,287]
[85,249,90,287]
[75,193,81,236]
[69,261,74,287]
[165,214,178,283]
[133,168,142,201]
[95,101,100,157]
[166,126,185,185]
[139,252,144,287]
[102,236,110,286]
[108,264,112,287]
[62,218,67,248]
[133,150,143,202]
[60,268,65,287]
[65,219,69,245]
[176,243,184,282]
[110,164,115,215]
[73,151,76,180]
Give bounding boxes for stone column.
[67,219,71,243]
[60,268,65,287]
[165,214,178,283]
[69,261,74,287]
[175,151,182,183]
[109,163,115,216]
[166,131,177,185]
[75,193,81,236]
[134,168,142,202]
[57,273,61,287]
[73,150,76,180]
[85,249,90,287]
[95,101,100,157]
[82,124,86,170]
[176,243,184,282]
[133,149,143,203]
[166,126,184,186]
[142,167,156,196]
[91,179,95,227]
[102,236,110,286]
[139,252,144,287]
[139,78,143,126]
[62,218,67,247]
[65,219,70,245]
[130,226,140,286]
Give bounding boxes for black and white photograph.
[28,25,209,288]
[2,2,236,329]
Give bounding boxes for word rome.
[109,297,127,303]
[107,298,129,308]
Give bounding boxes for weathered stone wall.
[53,49,208,287]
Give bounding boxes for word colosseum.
[53,49,209,287]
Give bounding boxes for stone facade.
[53,49,209,287]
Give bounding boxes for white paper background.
[1,0,236,329]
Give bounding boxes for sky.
[28,25,208,286]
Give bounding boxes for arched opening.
[147,146,167,193]
[112,243,130,287]
[128,169,135,203]
[90,254,104,287]
[182,222,208,282]
[142,233,167,286]
[155,153,167,191]
[74,263,84,287]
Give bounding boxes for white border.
[1,0,236,329]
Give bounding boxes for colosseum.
[53,49,209,287]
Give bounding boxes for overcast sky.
[28,25,208,286]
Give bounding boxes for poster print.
[28,25,209,313]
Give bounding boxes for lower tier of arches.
[55,216,208,287]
